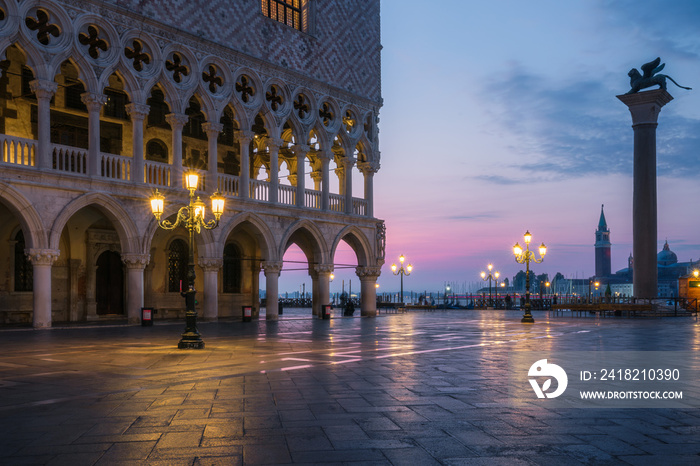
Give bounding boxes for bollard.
[322,304,332,319]
[141,307,154,326]
[242,305,252,322]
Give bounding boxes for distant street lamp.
[588,280,600,303]
[391,254,412,304]
[513,230,546,323]
[480,264,500,307]
[150,170,225,349]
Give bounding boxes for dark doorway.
[96,250,124,315]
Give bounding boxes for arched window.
[168,239,188,292]
[146,139,168,162]
[14,230,33,292]
[147,89,169,128]
[223,243,242,293]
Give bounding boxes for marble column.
[236,130,254,199]
[126,103,150,183]
[263,261,283,321]
[320,149,332,211]
[203,122,223,192]
[122,253,150,324]
[199,257,223,321]
[293,144,310,208]
[343,157,355,214]
[81,92,108,177]
[313,264,333,317]
[26,248,60,328]
[29,80,57,170]
[267,138,282,204]
[166,113,189,188]
[357,266,381,317]
[617,90,673,299]
[358,162,378,218]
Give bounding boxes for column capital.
[266,137,284,151]
[313,264,334,275]
[318,148,334,161]
[81,92,108,110]
[202,122,224,136]
[263,261,284,275]
[26,248,60,266]
[358,161,380,175]
[121,253,150,269]
[125,102,150,119]
[198,257,223,271]
[29,79,57,99]
[342,156,356,169]
[356,266,381,279]
[292,144,310,156]
[235,130,256,143]
[310,171,322,182]
[617,89,673,126]
[166,112,189,130]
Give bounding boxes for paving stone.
[1,311,699,463]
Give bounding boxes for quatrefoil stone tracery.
[165,53,189,83]
[266,85,283,111]
[78,25,108,59]
[235,75,255,103]
[124,40,150,72]
[25,9,61,46]
[202,65,223,93]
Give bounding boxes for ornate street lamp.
[150,170,225,349]
[513,230,546,323]
[480,264,500,307]
[391,254,412,304]
[588,280,600,303]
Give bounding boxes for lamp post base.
[178,336,205,349]
[521,314,535,323]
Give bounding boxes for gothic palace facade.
[0,0,384,327]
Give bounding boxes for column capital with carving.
[262,261,284,275]
[81,92,108,111]
[266,137,284,151]
[202,122,224,136]
[313,264,335,275]
[125,102,150,119]
[356,266,382,280]
[26,248,60,266]
[121,253,150,269]
[165,112,190,130]
[358,161,380,175]
[29,79,58,99]
[292,144,310,156]
[235,130,256,144]
[198,257,223,271]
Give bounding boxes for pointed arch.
[0,182,47,249]
[49,193,141,253]
[219,212,276,261]
[331,225,373,267]
[279,219,329,266]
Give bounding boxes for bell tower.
[595,204,611,277]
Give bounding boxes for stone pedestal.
[617,90,673,299]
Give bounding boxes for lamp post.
[588,280,600,303]
[513,230,546,323]
[391,254,412,304]
[150,170,225,349]
[480,264,500,307]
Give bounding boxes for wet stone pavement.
[1,310,699,465]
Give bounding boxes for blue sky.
[278,0,700,295]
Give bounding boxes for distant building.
[595,204,611,277]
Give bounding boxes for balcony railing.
[278,184,295,205]
[101,152,131,181]
[53,144,87,175]
[1,134,35,166]
[2,136,371,216]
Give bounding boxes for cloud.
[446,212,501,221]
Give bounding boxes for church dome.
[657,241,678,266]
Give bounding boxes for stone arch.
[49,192,140,253]
[19,0,74,55]
[161,44,199,102]
[232,66,264,111]
[331,225,373,267]
[279,219,329,267]
[219,212,276,262]
[0,181,47,249]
